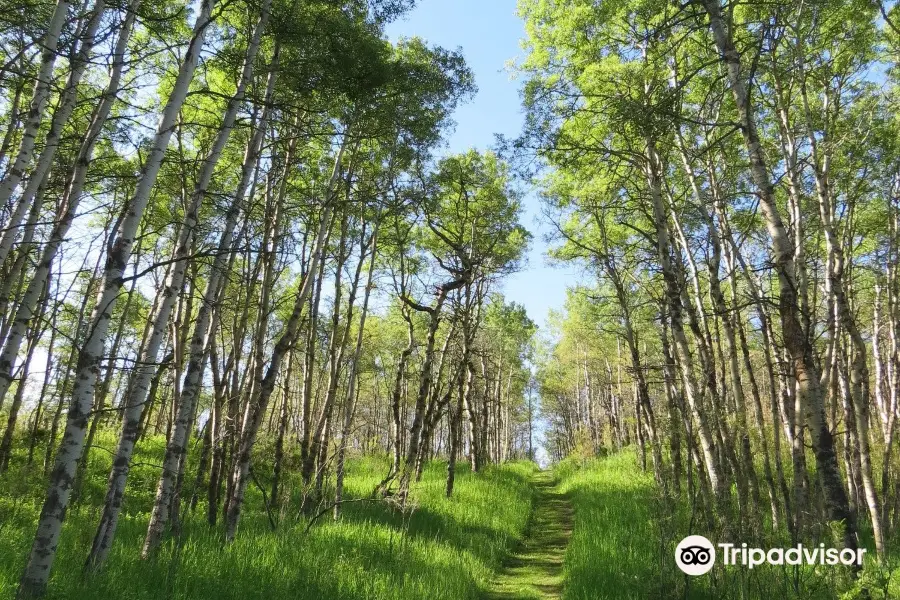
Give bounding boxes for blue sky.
[386,0,583,330]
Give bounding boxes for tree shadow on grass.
[560,464,723,600]
[331,461,534,567]
[0,460,534,600]
[46,511,494,600]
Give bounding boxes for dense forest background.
[1,0,900,598]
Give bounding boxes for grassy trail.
[485,470,573,600]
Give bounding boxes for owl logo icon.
[675,535,715,575]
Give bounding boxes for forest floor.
[0,438,538,600]
[484,470,573,600]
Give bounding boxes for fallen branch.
[303,498,378,534]
[249,468,277,531]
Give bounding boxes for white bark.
[334,223,378,518]
[0,0,105,267]
[139,57,278,557]
[701,0,855,549]
[645,140,722,496]
[79,0,271,566]
[795,63,885,555]
[0,0,124,410]
[16,3,216,596]
[0,0,70,227]
[224,139,350,542]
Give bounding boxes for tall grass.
[0,431,537,600]
[556,450,900,600]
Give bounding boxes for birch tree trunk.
[645,139,722,497]
[796,67,885,556]
[299,254,327,488]
[0,0,106,267]
[446,369,464,497]
[674,131,762,510]
[0,278,49,472]
[302,210,352,486]
[399,274,467,500]
[0,0,70,233]
[334,223,378,518]
[223,139,349,542]
[701,0,856,551]
[80,7,272,566]
[16,4,217,594]
[0,0,138,408]
[385,311,413,483]
[137,75,277,560]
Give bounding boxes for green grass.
[485,470,573,599]
[11,431,898,600]
[555,450,900,600]
[0,431,537,600]
[555,451,674,600]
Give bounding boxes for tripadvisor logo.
[675,535,867,576]
[675,535,715,576]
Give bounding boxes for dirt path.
[485,470,574,600]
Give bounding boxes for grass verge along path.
[485,470,573,600]
[555,451,890,599]
[0,436,537,600]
